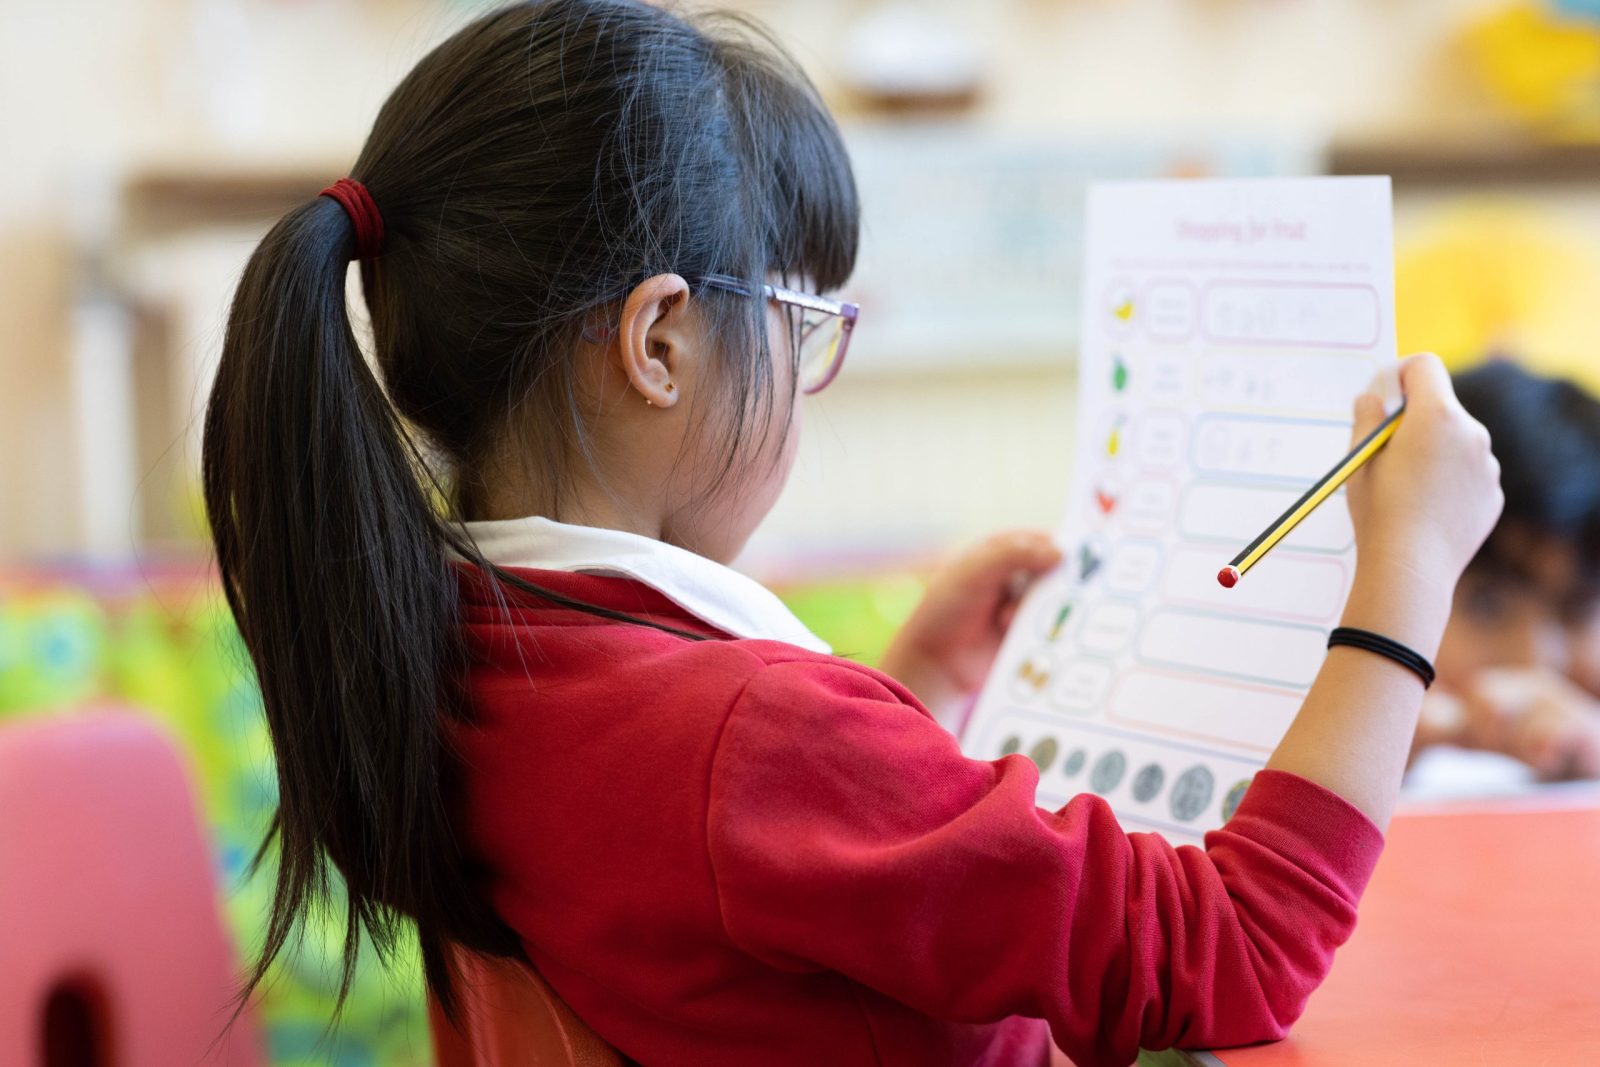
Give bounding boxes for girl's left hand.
[879,530,1062,731]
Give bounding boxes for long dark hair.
[201,0,857,1031]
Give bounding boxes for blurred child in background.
[1414,360,1600,780]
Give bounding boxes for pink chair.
[430,946,623,1067]
[0,710,265,1066]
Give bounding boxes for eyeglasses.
[580,275,858,395]
[698,273,858,395]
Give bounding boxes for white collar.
[459,515,831,654]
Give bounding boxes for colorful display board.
[0,568,430,1067]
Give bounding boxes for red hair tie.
[319,177,385,261]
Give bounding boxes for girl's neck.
[461,456,667,543]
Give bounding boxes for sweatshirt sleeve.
[704,659,1385,1067]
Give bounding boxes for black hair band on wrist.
[1327,626,1436,688]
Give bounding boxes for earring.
[665,382,675,393]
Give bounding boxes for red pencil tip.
[1217,566,1239,589]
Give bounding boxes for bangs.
[764,87,859,293]
[701,13,860,293]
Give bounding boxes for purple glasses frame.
[698,273,858,395]
[582,274,858,395]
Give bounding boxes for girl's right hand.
[1344,353,1504,613]
[1269,354,1504,829]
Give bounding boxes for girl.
[202,2,1503,1065]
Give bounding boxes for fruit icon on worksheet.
[1112,353,1129,393]
[1011,648,1054,701]
[1093,485,1118,517]
[1077,541,1105,583]
[1106,280,1137,336]
[1105,415,1126,458]
[1043,600,1074,641]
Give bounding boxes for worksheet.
[963,177,1396,843]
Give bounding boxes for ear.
[617,273,691,408]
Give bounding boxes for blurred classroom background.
[1,0,1598,1064]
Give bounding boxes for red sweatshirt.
[449,565,1384,1067]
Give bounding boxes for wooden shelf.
[1329,138,1600,187]
[120,167,335,238]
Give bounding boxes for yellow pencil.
[1218,404,1405,588]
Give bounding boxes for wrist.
[1342,554,1454,661]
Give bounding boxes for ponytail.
[202,192,521,1029]
[201,0,862,1040]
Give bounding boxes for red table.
[1150,791,1600,1066]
